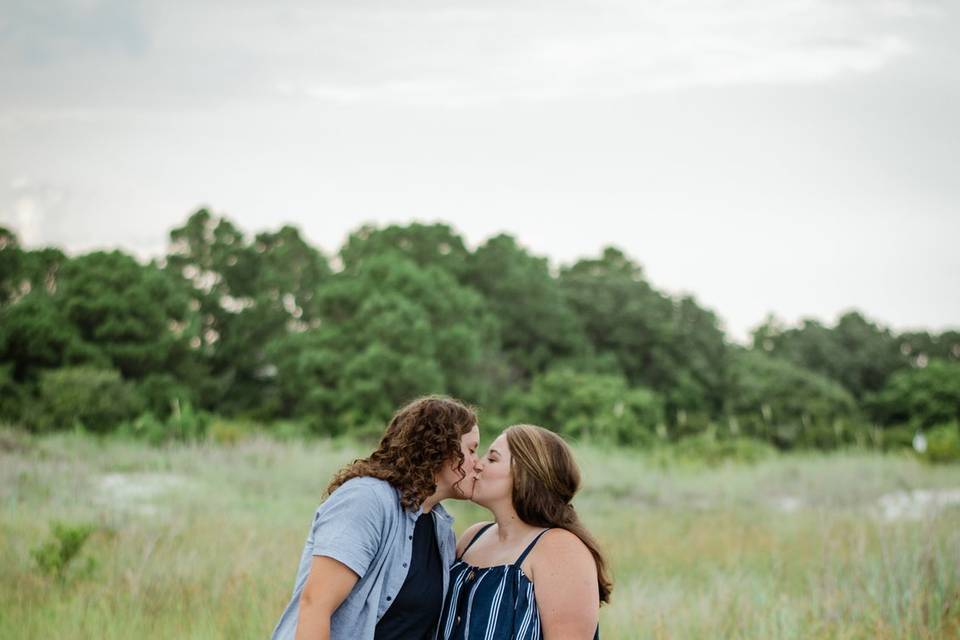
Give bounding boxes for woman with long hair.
[439,424,612,640]
[271,396,481,640]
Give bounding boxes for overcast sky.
[1,0,957,342]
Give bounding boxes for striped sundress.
[437,523,599,640]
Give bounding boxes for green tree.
[520,367,664,445]
[0,292,105,383]
[0,227,22,306]
[36,366,141,432]
[729,349,862,449]
[897,330,960,366]
[56,251,192,381]
[464,234,588,381]
[666,296,732,419]
[0,228,68,309]
[559,247,730,423]
[165,210,330,414]
[339,222,471,280]
[252,225,330,327]
[269,253,498,432]
[867,360,960,430]
[751,311,907,400]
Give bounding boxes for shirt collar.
[406,501,454,523]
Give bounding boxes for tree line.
[1,210,958,453]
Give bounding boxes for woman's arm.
[294,556,359,640]
[530,529,600,640]
[295,480,386,639]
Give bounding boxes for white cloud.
[270,0,928,105]
[0,0,940,114]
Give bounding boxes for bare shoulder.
[456,521,493,556]
[528,529,601,635]
[538,528,591,556]
[528,528,595,578]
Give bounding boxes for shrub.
[868,360,960,429]
[266,419,311,442]
[167,400,208,442]
[729,351,862,450]
[35,367,141,432]
[671,432,776,466]
[31,521,97,582]
[0,363,27,423]
[136,373,194,418]
[877,424,916,452]
[524,367,664,445]
[119,401,210,445]
[118,412,168,445]
[923,422,960,464]
[207,417,253,446]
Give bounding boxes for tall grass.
[1,430,958,639]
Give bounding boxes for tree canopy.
[1,211,956,451]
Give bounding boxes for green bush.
[923,422,960,464]
[207,417,254,446]
[118,412,167,445]
[729,351,863,450]
[524,367,664,445]
[35,367,141,432]
[136,373,195,418]
[0,363,28,423]
[868,360,960,430]
[119,401,210,445]
[671,432,776,466]
[167,400,209,442]
[31,521,97,582]
[266,419,312,442]
[876,424,917,452]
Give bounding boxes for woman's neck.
[489,501,538,542]
[420,488,446,513]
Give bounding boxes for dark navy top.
[438,523,600,640]
[375,512,445,640]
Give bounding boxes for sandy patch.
[876,488,960,521]
[771,496,803,513]
[96,473,189,516]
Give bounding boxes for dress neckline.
[455,559,524,571]
[455,559,532,583]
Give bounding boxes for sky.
[1,0,958,342]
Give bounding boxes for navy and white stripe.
[438,524,599,640]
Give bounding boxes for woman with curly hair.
[439,424,612,640]
[271,396,481,640]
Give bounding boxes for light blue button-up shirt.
[271,476,457,640]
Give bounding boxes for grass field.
[2,429,959,639]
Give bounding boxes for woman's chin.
[453,479,478,500]
[468,491,487,507]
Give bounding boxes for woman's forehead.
[463,424,480,443]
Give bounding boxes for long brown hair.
[505,424,613,604]
[327,396,477,511]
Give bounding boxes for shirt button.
[386,596,392,601]
[456,616,461,625]
[408,535,413,540]
[402,562,408,568]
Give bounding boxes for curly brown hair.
[326,396,478,511]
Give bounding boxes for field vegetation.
[2,429,959,639]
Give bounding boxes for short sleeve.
[309,480,387,579]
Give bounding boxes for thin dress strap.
[458,522,496,560]
[513,528,551,567]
